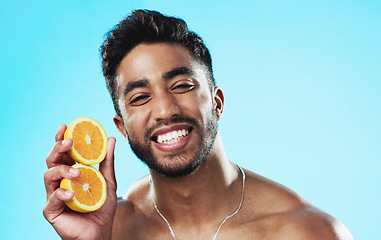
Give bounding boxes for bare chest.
[113,216,283,240]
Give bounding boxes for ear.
[113,115,129,144]
[213,87,225,120]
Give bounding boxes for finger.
[44,165,81,197]
[99,137,117,192]
[43,188,74,223]
[46,138,75,168]
[55,124,67,142]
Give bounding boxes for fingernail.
[62,139,68,145]
[64,190,74,197]
[69,168,80,175]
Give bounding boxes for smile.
[153,128,192,144]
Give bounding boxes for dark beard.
[126,112,218,178]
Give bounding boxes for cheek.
[125,108,150,135]
[125,112,140,132]
[190,91,214,119]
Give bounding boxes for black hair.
[100,9,215,117]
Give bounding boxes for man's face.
[114,42,223,177]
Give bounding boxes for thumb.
[99,137,116,192]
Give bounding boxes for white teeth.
[172,131,177,139]
[166,132,172,140]
[156,129,189,144]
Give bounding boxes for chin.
[147,152,205,178]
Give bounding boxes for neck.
[149,133,243,226]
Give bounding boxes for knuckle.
[46,144,59,163]
[46,141,69,167]
[45,152,52,165]
[42,197,54,221]
[42,204,49,220]
[43,165,69,183]
[43,167,56,180]
[43,169,50,181]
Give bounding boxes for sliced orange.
[60,164,107,213]
[64,116,108,165]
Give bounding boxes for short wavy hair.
[100,9,215,117]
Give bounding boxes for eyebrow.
[121,66,195,98]
[162,66,195,80]
[122,79,149,99]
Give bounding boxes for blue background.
[1,0,380,239]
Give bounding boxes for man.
[44,10,353,239]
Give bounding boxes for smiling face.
[113,42,224,178]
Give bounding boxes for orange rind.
[64,116,108,165]
[60,164,107,213]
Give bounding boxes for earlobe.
[213,87,225,120]
[113,115,129,144]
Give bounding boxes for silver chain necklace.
[150,165,246,240]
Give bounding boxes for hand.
[43,124,117,240]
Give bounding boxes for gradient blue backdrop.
[1,0,380,239]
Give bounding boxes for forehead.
[115,43,205,94]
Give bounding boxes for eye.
[129,94,151,106]
[171,81,195,93]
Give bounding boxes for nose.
[151,92,182,121]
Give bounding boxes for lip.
[151,124,193,152]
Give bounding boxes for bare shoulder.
[276,206,354,240]
[240,169,353,240]
[112,175,160,240]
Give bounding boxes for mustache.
[144,116,200,141]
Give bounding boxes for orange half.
[60,164,107,213]
[64,116,108,165]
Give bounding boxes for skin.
[44,42,354,240]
